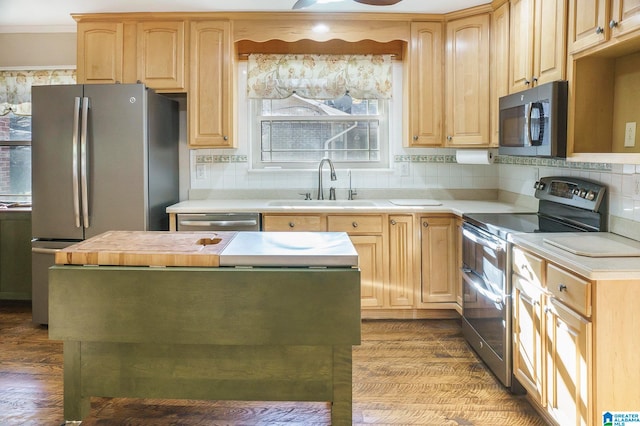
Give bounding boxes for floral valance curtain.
[0,69,76,116]
[246,54,392,100]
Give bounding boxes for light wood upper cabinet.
[445,14,491,146]
[189,20,234,148]
[77,22,124,84]
[137,21,186,91]
[567,0,608,53]
[419,216,456,305]
[407,22,443,147]
[509,0,567,93]
[610,0,640,37]
[491,2,510,145]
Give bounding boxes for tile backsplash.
[190,149,640,226]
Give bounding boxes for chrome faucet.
[317,158,337,200]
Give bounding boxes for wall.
[0,33,76,67]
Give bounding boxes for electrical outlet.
[196,164,207,180]
[625,122,636,147]
[399,162,410,176]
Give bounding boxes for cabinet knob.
[558,284,567,292]
[423,222,429,228]
[223,136,229,141]
[525,79,531,86]
[595,26,604,34]
[446,135,452,141]
[609,20,618,29]
[413,135,419,141]
[390,219,397,225]
[532,76,538,83]
[288,222,295,228]
[352,222,358,228]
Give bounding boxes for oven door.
[461,223,513,387]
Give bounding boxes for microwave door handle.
[526,102,534,146]
[80,97,90,229]
[72,97,81,228]
[528,102,545,146]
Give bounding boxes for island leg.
[331,345,352,426]
[63,341,90,422]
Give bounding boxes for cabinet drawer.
[327,215,383,234]
[262,215,325,231]
[512,246,544,285]
[546,263,591,317]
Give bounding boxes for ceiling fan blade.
[353,0,403,5]
[293,0,318,9]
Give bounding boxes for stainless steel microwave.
[498,80,568,157]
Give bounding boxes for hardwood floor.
[0,300,547,425]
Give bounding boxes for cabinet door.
[546,298,592,426]
[512,274,545,404]
[445,14,490,146]
[534,0,568,85]
[189,20,234,148]
[388,215,415,308]
[491,2,510,145]
[262,214,325,231]
[509,0,535,93]
[567,0,608,53]
[408,22,443,147]
[351,235,385,308]
[77,22,124,84]
[610,0,640,38]
[420,216,456,304]
[0,214,32,300]
[137,21,186,91]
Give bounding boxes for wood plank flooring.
[0,300,548,425]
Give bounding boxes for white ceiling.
[0,0,489,32]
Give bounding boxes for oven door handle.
[462,227,505,252]
[462,268,504,306]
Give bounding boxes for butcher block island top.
[54,230,358,268]
[54,230,237,267]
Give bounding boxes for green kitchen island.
[48,231,361,425]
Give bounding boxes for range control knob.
[534,181,546,190]
[585,190,596,201]
[572,188,581,196]
[579,189,588,198]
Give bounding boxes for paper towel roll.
[455,149,494,165]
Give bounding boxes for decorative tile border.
[195,155,248,164]
[394,154,612,171]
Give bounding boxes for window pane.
[0,112,32,141]
[0,145,31,196]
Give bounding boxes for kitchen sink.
[267,200,379,209]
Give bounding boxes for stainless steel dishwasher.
[176,213,261,231]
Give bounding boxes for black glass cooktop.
[463,212,589,240]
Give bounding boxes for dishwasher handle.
[179,219,259,228]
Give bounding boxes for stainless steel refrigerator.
[31,84,179,324]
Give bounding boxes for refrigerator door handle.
[80,96,90,229]
[72,97,81,228]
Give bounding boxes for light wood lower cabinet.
[419,215,457,306]
[512,244,640,426]
[261,212,458,318]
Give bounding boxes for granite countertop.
[511,232,640,280]
[166,198,533,216]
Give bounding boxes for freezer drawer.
[176,213,261,231]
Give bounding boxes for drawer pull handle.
[558,284,567,292]
[289,222,295,228]
[352,222,358,228]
